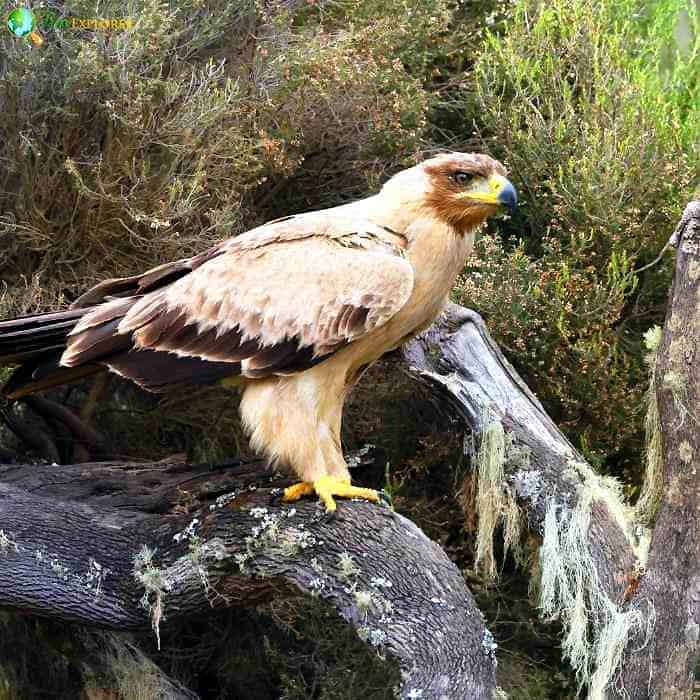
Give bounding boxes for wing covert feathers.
[58,212,414,390]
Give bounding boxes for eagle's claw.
[280,476,382,514]
[268,487,285,506]
[320,508,338,525]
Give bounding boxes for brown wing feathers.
[107,349,240,392]
[1,214,413,398]
[0,308,87,362]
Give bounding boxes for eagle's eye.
[453,171,472,187]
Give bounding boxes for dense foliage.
[456,0,698,477]
[0,0,697,696]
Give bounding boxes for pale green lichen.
[234,509,290,572]
[333,553,393,657]
[337,551,361,580]
[473,410,653,694]
[567,460,642,559]
[474,410,525,580]
[187,535,211,593]
[132,546,173,651]
[636,329,664,523]
[539,477,654,697]
[354,589,374,613]
[678,440,694,464]
[642,325,662,354]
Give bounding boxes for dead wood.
[1,200,698,698]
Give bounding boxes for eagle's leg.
[280,437,382,512]
[283,376,383,512]
[281,481,315,501]
[241,372,383,513]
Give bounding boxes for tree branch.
[0,457,497,699]
[403,303,638,600]
[618,198,700,696]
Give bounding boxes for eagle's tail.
[0,308,104,399]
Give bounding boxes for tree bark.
[617,199,700,698]
[0,457,497,699]
[403,304,638,597]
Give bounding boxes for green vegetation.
[455,0,698,477]
[0,605,399,699]
[0,0,697,696]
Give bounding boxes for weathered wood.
[403,305,637,606]
[0,456,497,699]
[618,198,700,697]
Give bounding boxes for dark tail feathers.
[0,308,103,399]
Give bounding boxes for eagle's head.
[383,152,517,233]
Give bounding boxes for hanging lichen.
[636,325,664,522]
[474,410,524,580]
[539,465,654,698]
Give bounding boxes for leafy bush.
[454,0,698,475]
[0,0,452,460]
[0,0,451,316]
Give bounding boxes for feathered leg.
[239,366,381,513]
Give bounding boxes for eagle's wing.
[62,213,414,388]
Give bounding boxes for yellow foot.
[282,475,381,513]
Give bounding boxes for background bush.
[452,0,698,481]
[0,0,697,695]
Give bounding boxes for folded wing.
[61,215,414,390]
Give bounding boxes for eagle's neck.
[406,215,475,296]
[342,183,478,295]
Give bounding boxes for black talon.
[377,489,393,508]
[269,488,284,506]
[321,508,338,525]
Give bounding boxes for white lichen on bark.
[0,530,18,554]
[636,326,665,522]
[132,545,173,651]
[539,466,654,698]
[474,411,524,579]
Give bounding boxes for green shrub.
[0,0,449,314]
[454,0,698,475]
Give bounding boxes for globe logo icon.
[7,7,35,36]
[6,7,43,44]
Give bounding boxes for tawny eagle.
[0,153,516,512]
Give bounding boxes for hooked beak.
[461,174,518,214]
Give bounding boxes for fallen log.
[0,456,497,699]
